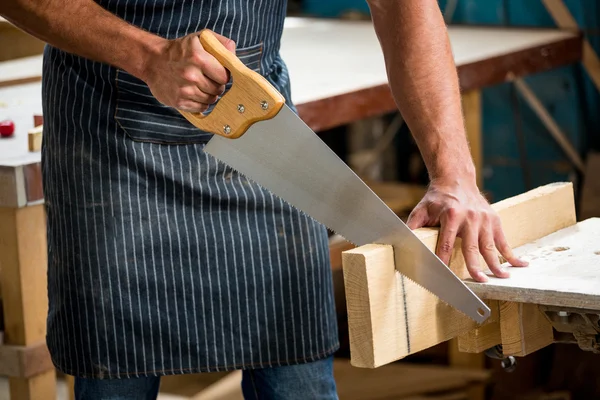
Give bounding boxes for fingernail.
[476,271,488,282]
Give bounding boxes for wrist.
[429,159,478,188]
[121,28,167,82]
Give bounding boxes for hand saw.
[178,30,491,323]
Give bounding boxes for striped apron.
[41,0,338,379]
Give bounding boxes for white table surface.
[281,17,576,104]
[0,17,578,165]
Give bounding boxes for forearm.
[0,0,164,81]
[367,0,476,183]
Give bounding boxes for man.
[1,0,526,398]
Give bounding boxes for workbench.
[342,181,600,365]
[0,17,583,400]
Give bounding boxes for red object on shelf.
[33,114,44,127]
[0,120,15,138]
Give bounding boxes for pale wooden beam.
[27,125,43,152]
[0,205,56,399]
[462,90,483,188]
[342,182,575,368]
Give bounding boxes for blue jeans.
[74,355,338,399]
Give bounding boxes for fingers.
[461,218,488,283]
[493,221,529,267]
[194,74,225,96]
[406,205,429,230]
[180,85,219,105]
[212,31,237,53]
[436,207,461,265]
[176,100,209,113]
[479,217,509,279]
[195,31,234,86]
[199,55,230,86]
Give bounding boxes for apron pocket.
[114,42,264,145]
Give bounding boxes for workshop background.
[1,0,600,400]
[295,0,600,206]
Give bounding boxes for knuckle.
[439,241,454,254]
[482,242,496,252]
[493,214,503,226]
[480,211,491,223]
[179,87,194,98]
[198,92,213,103]
[465,244,479,253]
[466,209,480,221]
[445,206,459,219]
[182,68,199,83]
[192,52,207,68]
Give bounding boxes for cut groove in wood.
[342,182,575,368]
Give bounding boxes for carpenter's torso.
[41,0,338,379]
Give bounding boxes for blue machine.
[302,0,370,17]
[302,0,599,202]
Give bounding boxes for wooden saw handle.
[178,30,285,139]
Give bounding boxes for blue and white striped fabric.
[41,0,338,379]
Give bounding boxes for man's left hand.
[407,178,528,282]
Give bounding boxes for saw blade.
[204,105,491,323]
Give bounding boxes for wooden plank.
[27,125,43,152]
[0,20,45,62]
[9,372,57,400]
[579,152,600,220]
[65,375,75,400]
[457,301,502,353]
[0,55,43,88]
[0,205,55,400]
[191,371,243,400]
[542,0,600,91]
[343,244,403,368]
[0,206,49,344]
[171,360,488,400]
[333,360,489,400]
[329,234,355,271]
[0,342,52,378]
[462,90,482,187]
[499,302,554,356]
[342,182,575,368]
[467,218,600,310]
[0,166,27,208]
[403,393,468,400]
